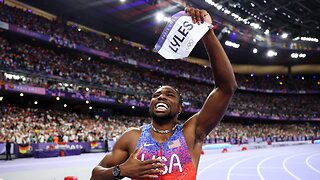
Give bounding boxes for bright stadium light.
[86,100,89,104]
[253,48,258,53]
[120,0,126,2]
[281,33,288,39]
[156,12,164,22]
[267,50,277,57]
[264,29,269,35]
[299,53,306,58]
[0,97,3,101]
[89,106,93,110]
[64,104,67,108]
[250,23,260,29]
[291,53,306,59]
[301,37,319,42]
[34,101,38,105]
[225,40,240,48]
[291,53,299,58]
[56,97,60,101]
[20,93,24,97]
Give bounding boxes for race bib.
[155,11,210,59]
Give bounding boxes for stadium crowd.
[0,2,319,147]
[0,106,318,145]
[0,3,319,92]
[1,35,320,120]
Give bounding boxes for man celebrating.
[91,7,237,180]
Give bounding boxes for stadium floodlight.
[86,100,89,104]
[301,37,319,42]
[120,0,126,2]
[264,29,269,35]
[156,12,164,22]
[253,48,258,53]
[64,104,67,108]
[132,106,135,109]
[267,50,277,57]
[281,33,288,39]
[292,37,300,41]
[89,106,93,110]
[225,40,240,48]
[34,101,38,105]
[299,53,306,58]
[291,53,299,58]
[20,93,24,97]
[216,4,222,10]
[224,9,231,14]
[56,97,60,101]
[0,97,3,101]
[250,23,260,29]
[291,53,306,58]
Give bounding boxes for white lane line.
[305,153,320,174]
[257,154,285,180]
[282,153,306,180]
[227,154,264,180]
[198,155,245,176]
[231,173,259,177]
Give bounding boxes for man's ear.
[179,104,183,114]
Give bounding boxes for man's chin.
[150,112,173,124]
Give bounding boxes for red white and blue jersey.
[135,124,197,180]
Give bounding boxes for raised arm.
[185,7,237,140]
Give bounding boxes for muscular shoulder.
[123,126,142,137]
[117,126,143,153]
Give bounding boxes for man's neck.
[150,120,178,143]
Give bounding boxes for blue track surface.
[0,144,319,180]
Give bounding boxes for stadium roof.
[17,0,320,65]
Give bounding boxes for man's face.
[149,86,181,123]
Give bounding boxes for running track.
[0,144,319,180]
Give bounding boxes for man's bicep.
[99,148,129,168]
[195,88,234,137]
[99,139,130,168]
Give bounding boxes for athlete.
[91,7,237,180]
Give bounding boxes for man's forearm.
[91,166,116,180]
[202,29,237,93]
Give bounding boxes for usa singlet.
[135,124,197,180]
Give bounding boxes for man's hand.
[120,148,165,179]
[185,7,212,25]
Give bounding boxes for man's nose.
[157,94,167,100]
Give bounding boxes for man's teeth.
[156,103,168,109]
